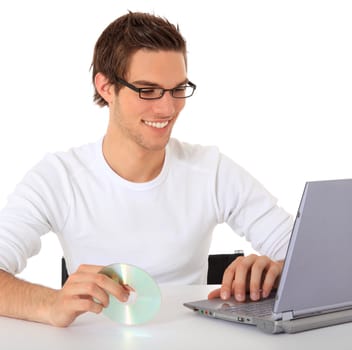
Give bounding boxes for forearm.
[0,269,58,325]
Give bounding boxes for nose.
[152,92,183,116]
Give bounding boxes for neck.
[102,133,166,183]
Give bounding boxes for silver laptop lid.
[273,179,352,318]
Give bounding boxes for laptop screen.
[274,179,352,317]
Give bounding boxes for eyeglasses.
[113,76,196,100]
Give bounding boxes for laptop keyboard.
[224,297,275,317]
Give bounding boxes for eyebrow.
[131,79,189,87]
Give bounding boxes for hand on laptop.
[208,254,284,302]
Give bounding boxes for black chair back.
[61,251,244,287]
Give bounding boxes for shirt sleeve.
[214,153,293,260]
[0,154,72,274]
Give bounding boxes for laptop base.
[184,300,352,334]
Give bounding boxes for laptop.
[184,179,352,333]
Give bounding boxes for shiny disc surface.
[99,263,161,325]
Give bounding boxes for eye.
[174,86,187,92]
[141,88,158,95]
[172,85,188,97]
[139,88,163,99]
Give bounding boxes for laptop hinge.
[282,311,294,321]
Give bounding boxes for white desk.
[1,285,351,350]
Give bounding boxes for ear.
[94,72,115,105]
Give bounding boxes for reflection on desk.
[1,285,351,350]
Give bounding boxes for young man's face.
[108,49,187,152]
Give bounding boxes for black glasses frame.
[113,76,196,100]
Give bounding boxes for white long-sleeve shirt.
[0,138,293,284]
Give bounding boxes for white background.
[0,0,351,288]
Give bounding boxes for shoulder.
[44,140,99,170]
[168,138,220,167]
[167,138,246,176]
[167,139,262,194]
[25,140,101,185]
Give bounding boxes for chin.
[143,139,170,152]
[146,143,168,152]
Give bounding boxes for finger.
[76,264,107,274]
[249,256,269,301]
[208,288,221,299]
[93,273,130,302]
[220,258,240,300]
[231,261,250,302]
[65,296,105,315]
[123,284,136,292]
[66,270,130,303]
[262,261,283,298]
[64,281,110,307]
[231,254,257,302]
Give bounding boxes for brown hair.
[91,11,187,107]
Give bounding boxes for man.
[0,12,293,327]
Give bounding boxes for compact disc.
[99,263,161,325]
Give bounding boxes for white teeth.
[144,120,169,128]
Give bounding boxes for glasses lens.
[172,85,194,98]
[139,84,195,100]
[140,88,163,100]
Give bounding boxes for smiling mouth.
[143,120,170,129]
